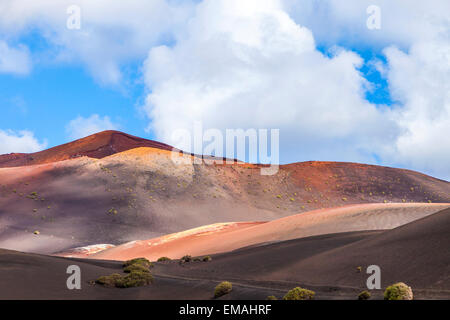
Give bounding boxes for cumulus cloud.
[1,0,448,179]
[0,40,32,75]
[381,37,450,179]
[284,0,450,49]
[0,130,46,154]
[143,0,397,164]
[66,114,119,140]
[139,0,450,180]
[283,0,450,179]
[0,0,195,84]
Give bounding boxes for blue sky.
[0,63,148,146]
[0,0,448,180]
[1,29,149,145]
[0,46,391,148]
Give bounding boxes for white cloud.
[66,114,119,140]
[0,0,448,179]
[0,0,195,84]
[381,37,450,179]
[281,0,450,179]
[139,0,450,180]
[143,0,397,165]
[0,40,31,75]
[284,0,450,50]
[0,130,46,153]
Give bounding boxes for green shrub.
[358,290,371,300]
[157,256,171,262]
[214,281,232,298]
[202,256,212,262]
[180,255,192,264]
[96,270,153,288]
[95,257,155,289]
[384,282,413,300]
[96,273,123,287]
[108,208,118,215]
[266,295,278,300]
[123,264,151,274]
[283,287,315,300]
[116,271,153,288]
[123,257,152,269]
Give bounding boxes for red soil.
[0,130,175,168]
[84,203,450,261]
[59,221,265,260]
[0,132,448,255]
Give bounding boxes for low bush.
[123,257,152,269]
[180,255,192,264]
[116,271,153,288]
[96,258,154,289]
[358,290,371,300]
[157,257,171,262]
[108,208,118,215]
[202,256,212,262]
[266,295,278,300]
[96,271,153,288]
[384,282,413,300]
[214,281,232,298]
[283,287,315,300]
[123,264,151,274]
[96,273,123,287]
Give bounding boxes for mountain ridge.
[0,131,448,255]
[0,130,175,168]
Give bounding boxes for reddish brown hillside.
[0,130,174,168]
[0,133,448,256]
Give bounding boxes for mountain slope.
[0,130,174,168]
[3,206,449,300]
[82,203,450,261]
[155,207,450,294]
[0,133,448,255]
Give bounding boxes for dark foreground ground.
[0,208,449,300]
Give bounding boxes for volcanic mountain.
[0,130,449,300]
[0,130,174,168]
[0,131,449,256]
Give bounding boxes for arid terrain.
[1,208,449,300]
[0,131,449,299]
[61,203,449,261]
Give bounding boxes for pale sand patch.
[87,202,450,261]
